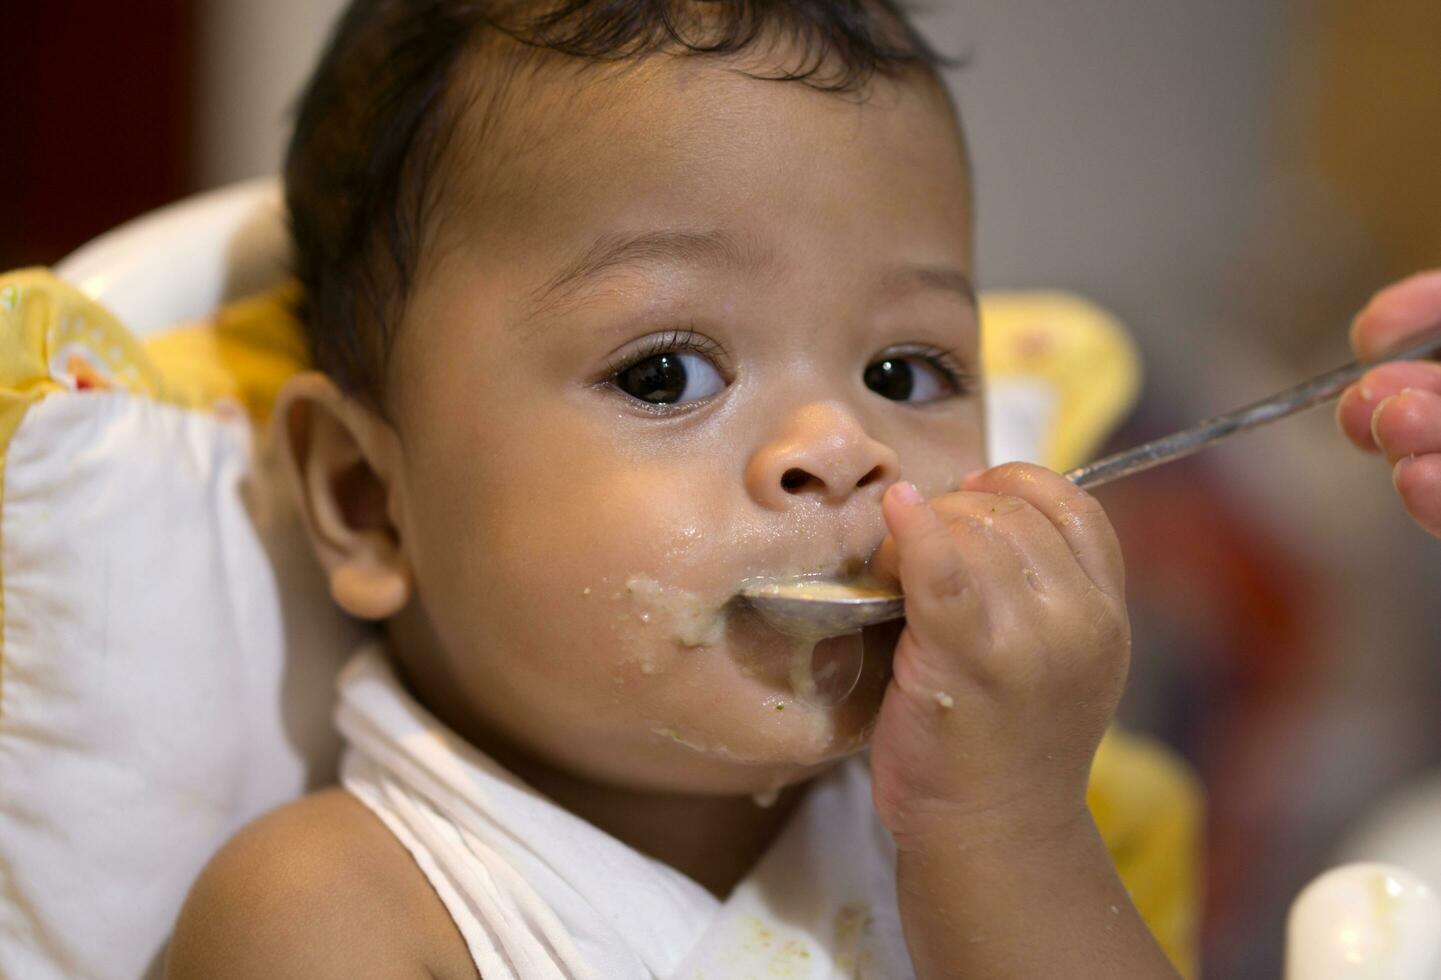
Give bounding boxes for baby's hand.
[1336,270,1441,538]
[866,466,1175,977]
[867,463,1129,842]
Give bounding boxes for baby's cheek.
[472,475,719,658]
[890,411,986,494]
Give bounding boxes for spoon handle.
[1063,324,1441,490]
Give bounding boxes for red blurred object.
[1098,453,1321,965]
[0,1,196,269]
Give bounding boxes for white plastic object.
[1336,775,1441,906]
[984,376,1057,469]
[1287,863,1441,980]
[56,176,288,335]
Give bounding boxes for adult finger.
[1392,454,1441,540]
[1337,361,1441,451]
[1372,388,1441,464]
[1350,270,1441,361]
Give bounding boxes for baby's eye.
[614,351,725,405]
[864,355,961,403]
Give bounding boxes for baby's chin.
[604,621,900,795]
[573,566,900,795]
[618,708,875,801]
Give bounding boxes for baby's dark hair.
[286,0,948,407]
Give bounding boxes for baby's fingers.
[962,463,1123,600]
[876,482,986,649]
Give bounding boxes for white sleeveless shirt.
[335,646,915,979]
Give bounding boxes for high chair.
[0,179,1432,978]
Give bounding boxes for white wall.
[920,2,1287,321]
[195,0,349,187]
[197,1,1287,332]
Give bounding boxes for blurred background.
[4,1,1440,975]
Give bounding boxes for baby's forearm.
[893,808,1180,980]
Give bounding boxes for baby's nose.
[745,402,900,509]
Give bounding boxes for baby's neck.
[492,749,810,899]
[383,622,812,899]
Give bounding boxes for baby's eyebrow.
[882,263,977,308]
[525,229,769,320]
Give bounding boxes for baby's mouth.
[732,549,881,599]
[723,555,899,709]
[730,547,899,632]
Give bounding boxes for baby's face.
[385,54,980,798]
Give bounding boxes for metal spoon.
[742,325,1441,636]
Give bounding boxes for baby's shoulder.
[165,787,479,980]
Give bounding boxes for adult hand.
[1337,271,1441,538]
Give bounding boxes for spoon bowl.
[740,578,905,636]
[793,632,869,707]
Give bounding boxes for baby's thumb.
[881,481,937,540]
[877,483,974,608]
[874,483,986,660]
[871,482,928,584]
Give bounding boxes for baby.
[167,0,1182,976]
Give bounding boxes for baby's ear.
[273,373,412,620]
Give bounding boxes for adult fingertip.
[1393,454,1415,491]
[1336,385,1359,432]
[1337,385,1380,450]
[1349,297,1383,358]
[1392,452,1441,538]
[1353,270,1441,359]
[1347,309,1366,357]
[1372,394,1400,452]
